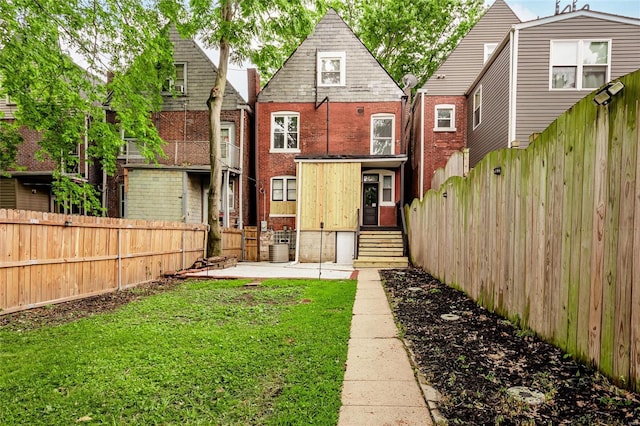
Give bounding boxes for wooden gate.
[244,226,258,261]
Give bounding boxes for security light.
[593,81,625,106]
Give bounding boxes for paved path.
[338,268,433,425]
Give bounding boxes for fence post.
[117,227,122,291]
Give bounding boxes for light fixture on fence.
[593,81,624,106]
[493,166,502,176]
[442,192,448,198]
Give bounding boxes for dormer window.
[484,43,497,63]
[164,63,186,94]
[317,52,346,86]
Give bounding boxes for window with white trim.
[163,63,186,94]
[219,179,235,212]
[364,171,395,206]
[371,114,395,155]
[271,176,296,201]
[271,112,299,152]
[550,40,609,90]
[382,175,393,204]
[484,43,497,63]
[119,183,126,218]
[473,86,482,129]
[317,51,346,86]
[434,104,456,131]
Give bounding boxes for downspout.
[508,27,518,147]
[419,91,426,200]
[294,162,302,263]
[182,101,187,163]
[314,48,330,154]
[238,106,247,229]
[182,171,188,222]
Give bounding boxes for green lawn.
[0,278,356,425]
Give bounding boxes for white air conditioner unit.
[175,85,185,94]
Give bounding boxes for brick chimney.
[247,68,260,107]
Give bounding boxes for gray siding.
[467,44,511,167]
[422,0,520,96]
[127,169,184,221]
[258,9,404,103]
[163,28,245,112]
[515,16,640,145]
[0,97,17,119]
[0,178,17,209]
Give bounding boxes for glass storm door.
[363,182,378,226]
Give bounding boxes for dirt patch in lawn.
[0,278,183,331]
[380,268,640,425]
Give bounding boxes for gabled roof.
[421,0,521,96]
[465,7,640,96]
[513,8,640,30]
[258,9,404,103]
[168,26,247,108]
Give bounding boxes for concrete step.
[353,256,409,268]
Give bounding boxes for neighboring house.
[466,8,640,166]
[0,93,100,213]
[410,0,520,199]
[107,27,258,229]
[256,9,409,266]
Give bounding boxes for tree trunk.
[206,1,232,257]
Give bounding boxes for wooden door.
[243,226,258,261]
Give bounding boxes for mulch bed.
[380,268,640,425]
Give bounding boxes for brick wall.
[256,101,403,228]
[411,94,467,199]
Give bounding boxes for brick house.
[0,97,101,213]
[256,9,409,266]
[410,0,520,199]
[106,27,258,228]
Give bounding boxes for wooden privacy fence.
[0,209,207,315]
[407,70,640,391]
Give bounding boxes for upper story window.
[317,51,346,86]
[271,112,300,152]
[484,43,497,63]
[164,63,186,94]
[472,86,482,129]
[371,114,395,155]
[118,129,144,160]
[271,176,296,202]
[434,104,456,132]
[550,40,610,90]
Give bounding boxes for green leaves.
[0,0,174,213]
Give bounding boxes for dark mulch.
[0,278,183,331]
[381,268,640,426]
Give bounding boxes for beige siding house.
[467,9,640,166]
[410,0,520,198]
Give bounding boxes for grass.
[0,278,357,425]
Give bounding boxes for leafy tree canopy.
[329,0,485,89]
[0,0,175,213]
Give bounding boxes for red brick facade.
[256,101,404,230]
[410,94,467,199]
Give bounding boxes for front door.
[363,182,378,226]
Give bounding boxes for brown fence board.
[0,210,208,315]
[406,70,640,391]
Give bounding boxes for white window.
[434,104,456,131]
[164,63,186,94]
[220,123,238,167]
[317,51,346,86]
[371,114,395,155]
[382,175,393,204]
[484,43,497,63]
[550,40,610,90]
[271,112,300,152]
[220,179,234,212]
[271,176,296,202]
[473,86,482,129]
[118,129,144,160]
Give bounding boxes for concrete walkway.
[338,268,432,425]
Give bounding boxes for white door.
[336,232,355,264]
